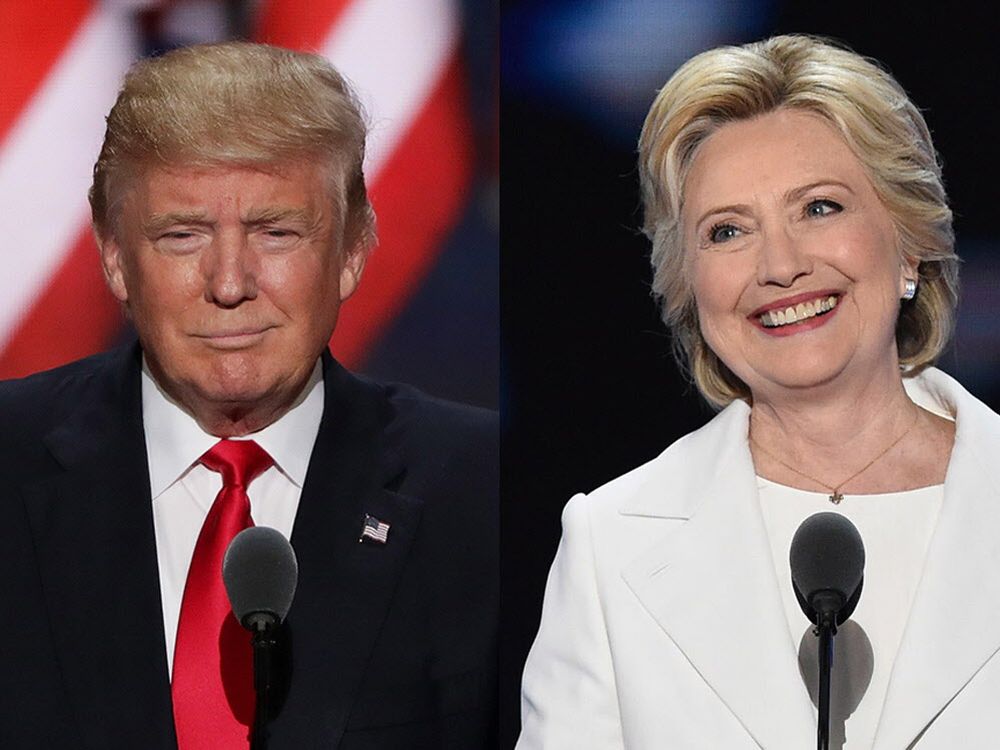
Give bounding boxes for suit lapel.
[272,354,423,746]
[873,371,1000,748]
[620,404,816,749]
[20,346,176,749]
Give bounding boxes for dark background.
[500,2,1000,746]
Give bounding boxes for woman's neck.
[751,370,915,454]
[746,363,947,495]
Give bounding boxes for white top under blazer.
[758,478,943,748]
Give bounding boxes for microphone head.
[223,526,298,630]
[789,512,865,626]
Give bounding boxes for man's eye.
[155,231,204,254]
[255,227,300,251]
[259,225,302,239]
[709,223,742,243]
[805,199,843,218]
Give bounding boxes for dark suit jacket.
[0,343,497,749]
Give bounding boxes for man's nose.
[756,227,812,287]
[203,231,258,307]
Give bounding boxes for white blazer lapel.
[621,403,817,749]
[874,370,1000,749]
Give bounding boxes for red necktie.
[172,439,274,749]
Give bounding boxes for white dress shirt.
[141,359,324,676]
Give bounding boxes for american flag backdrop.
[0,0,498,407]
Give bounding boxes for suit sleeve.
[517,493,625,749]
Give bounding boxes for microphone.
[789,512,865,750]
[223,526,298,632]
[790,512,865,631]
[223,526,298,750]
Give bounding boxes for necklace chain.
[749,408,920,504]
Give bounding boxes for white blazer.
[518,368,1000,749]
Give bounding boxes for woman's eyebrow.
[784,180,855,203]
[693,203,753,229]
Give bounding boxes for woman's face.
[681,108,914,402]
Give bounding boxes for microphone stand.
[817,622,834,750]
[250,619,278,750]
[812,592,841,750]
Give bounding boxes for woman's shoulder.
[567,398,752,525]
[907,367,1000,436]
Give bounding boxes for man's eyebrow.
[243,207,314,225]
[143,211,213,234]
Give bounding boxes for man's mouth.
[759,295,839,328]
[195,326,275,348]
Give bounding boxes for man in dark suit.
[0,42,496,749]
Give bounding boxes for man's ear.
[97,230,130,304]
[339,246,368,302]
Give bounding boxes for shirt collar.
[142,358,325,498]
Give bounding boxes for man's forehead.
[131,162,332,215]
[142,159,324,187]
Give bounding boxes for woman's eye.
[805,199,843,218]
[709,223,742,243]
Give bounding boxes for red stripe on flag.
[330,55,472,366]
[0,226,122,379]
[254,0,354,51]
[0,0,93,145]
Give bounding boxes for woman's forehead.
[681,110,875,218]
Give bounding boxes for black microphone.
[789,512,865,750]
[223,526,298,750]
[790,512,865,630]
[223,526,298,632]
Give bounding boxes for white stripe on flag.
[0,7,135,348]
[319,0,459,182]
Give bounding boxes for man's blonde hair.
[90,42,376,254]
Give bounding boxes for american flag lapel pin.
[359,514,390,545]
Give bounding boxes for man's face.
[101,161,365,432]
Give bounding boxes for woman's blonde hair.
[638,34,958,408]
[90,42,375,254]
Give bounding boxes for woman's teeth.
[760,296,838,328]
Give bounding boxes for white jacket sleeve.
[517,492,625,749]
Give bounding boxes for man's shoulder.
[381,381,497,440]
[334,370,498,498]
[0,346,136,422]
[379,381,497,480]
[0,346,140,476]
[325,356,497,453]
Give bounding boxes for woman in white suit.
[518,35,1000,749]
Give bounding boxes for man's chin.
[187,365,316,419]
[190,380,278,411]
[151,351,317,430]
[177,381,289,436]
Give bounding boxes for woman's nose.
[756,228,813,287]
